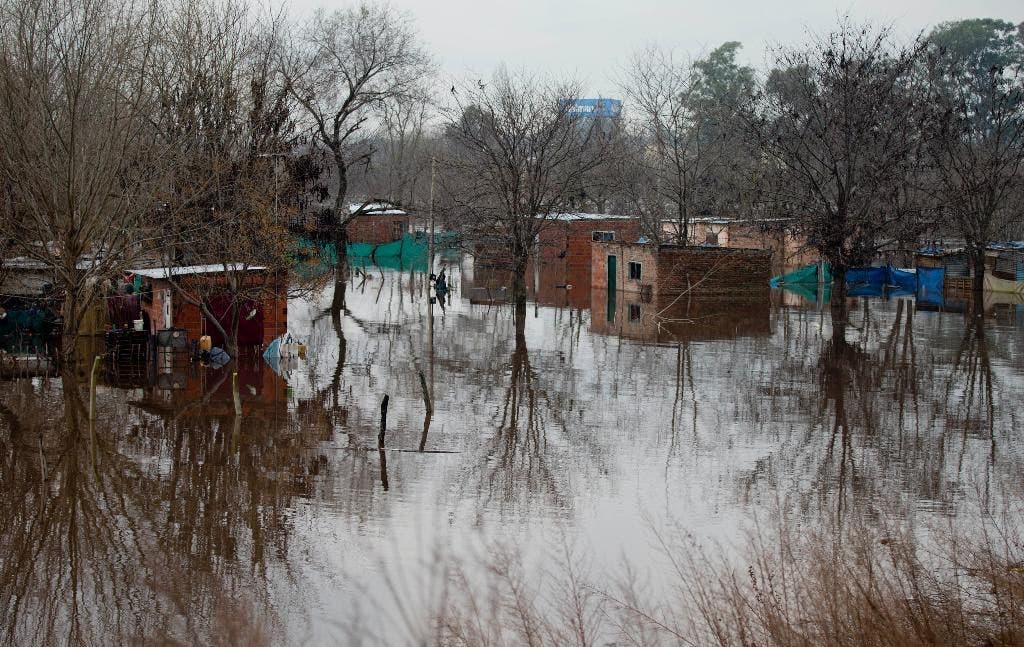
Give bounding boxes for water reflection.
[1,265,1023,644]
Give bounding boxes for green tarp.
[770,263,831,287]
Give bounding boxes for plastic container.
[133,319,144,331]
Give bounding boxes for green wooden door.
[607,255,617,322]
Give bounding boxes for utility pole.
[427,156,436,284]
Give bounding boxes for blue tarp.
[846,266,888,286]
[917,266,945,306]
[888,267,917,292]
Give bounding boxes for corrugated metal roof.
[129,263,267,278]
[542,213,636,221]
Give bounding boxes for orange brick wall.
[347,214,409,244]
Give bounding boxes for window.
[628,304,642,321]
[705,230,719,246]
[628,261,642,281]
[392,220,405,240]
[592,230,615,242]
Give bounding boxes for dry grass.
[425,515,1024,647]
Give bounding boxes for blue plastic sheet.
[846,266,887,286]
[887,267,917,292]
[917,266,945,306]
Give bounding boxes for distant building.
[346,202,409,244]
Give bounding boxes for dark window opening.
[592,230,615,242]
[628,304,642,321]
[705,230,719,246]
[392,220,405,240]
[628,261,642,281]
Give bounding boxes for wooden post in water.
[232,372,242,417]
[379,394,389,490]
[89,355,101,421]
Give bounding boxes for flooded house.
[132,264,287,350]
[592,241,773,299]
[533,213,641,295]
[467,213,642,307]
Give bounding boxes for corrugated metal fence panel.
[945,255,969,277]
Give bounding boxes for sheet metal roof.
[129,263,267,279]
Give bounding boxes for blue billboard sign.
[562,98,622,118]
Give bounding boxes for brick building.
[592,242,773,298]
[531,214,641,305]
[346,203,409,244]
[662,218,817,273]
[133,264,287,349]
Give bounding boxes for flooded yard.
[1,259,1022,645]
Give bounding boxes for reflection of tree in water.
[469,299,594,514]
[738,296,1024,524]
[0,369,314,645]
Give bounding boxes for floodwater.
[1,257,1023,645]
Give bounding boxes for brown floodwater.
[1,258,1022,645]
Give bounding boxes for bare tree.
[348,89,438,211]
[282,3,433,305]
[442,69,615,300]
[925,30,1024,295]
[0,0,166,361]
[747,22,930,301]
[624,43,757,244]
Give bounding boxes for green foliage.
[928,18,1023,73]
[693,41,756,106]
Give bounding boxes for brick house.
[133,264,287,349]
[662,218,817,273]
[346,203,409,244]
[530,214,641,305]
[592,242,773,299]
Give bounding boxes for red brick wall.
[656,246,772,296]
[347,214,409,244]
[143,273,287,348]
[537,218,641,280]
[592,243,772,297]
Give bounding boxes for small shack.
[346,203,410,244]
[131,264,287,350]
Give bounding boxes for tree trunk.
[331,156,350,317]
[58,289,81,364]
[830,263,849,327]
[511,253,529,303]
[971,244,986,298]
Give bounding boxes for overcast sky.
[287,0,1020,95]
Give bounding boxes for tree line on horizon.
[0,0,1021,359]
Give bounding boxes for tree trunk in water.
[331,225,349,317]
[59,293,81,364]
[830,263,849,328]
[971,245,986,300]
